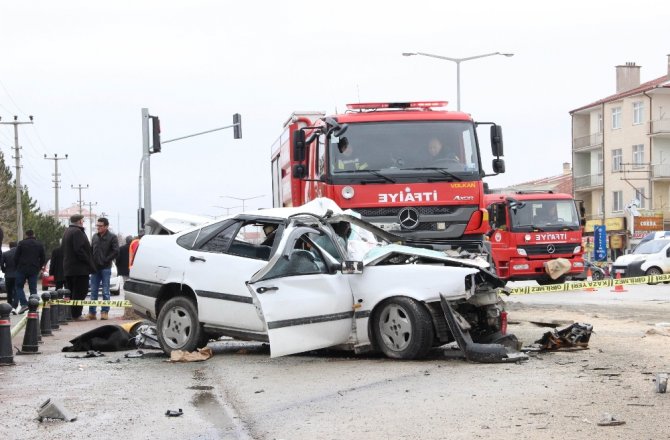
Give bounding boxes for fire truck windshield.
[328,121,480,180]
[510,199,580,232]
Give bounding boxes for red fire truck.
[270,101,505,251]
[484,191,584,284]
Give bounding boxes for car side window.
[200,222,237,253]
[176,230,199,250]
[225,221,279,261]
[260,232,328,280]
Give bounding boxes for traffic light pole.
[138,109,241,234]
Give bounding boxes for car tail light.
[501,311,508,335]
[129,239,140,268]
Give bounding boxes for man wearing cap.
[62,214,96,320]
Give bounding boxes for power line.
[71,184,89,216]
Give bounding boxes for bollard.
[62,289,73,322]
[0,303,15,366]
[40,292,53,337]
[50,291,60,330]
[57,289,68,325]
[17,295,41,355]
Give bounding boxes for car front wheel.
[157,297,207,354]
[372,297,434,360]
[645,267,663,285]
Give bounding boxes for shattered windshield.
[328,121,480,179]
[510,199,580,232]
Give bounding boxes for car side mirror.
[341,261,363,274]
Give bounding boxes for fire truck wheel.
[372,297,434,360]
[157,296,208,354]
[537,276,566,286]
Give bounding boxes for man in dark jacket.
[14,230,46,314]
[49,243,66,289]
[115,235,132,279]
[1,241,18,313]
[88,217,119,320]
[62,214,96,320]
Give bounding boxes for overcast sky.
[1,0,669,236]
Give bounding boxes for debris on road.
[655,373,668,393]
[165,408,183,417]
[64,350,105,359]
[169,347,213,362]
[37,398,76,422]
[597,413,625,427]
[533,323,593,351]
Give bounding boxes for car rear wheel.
[645,267,663,285]
[372,297,434,360]
[157,297,207,354]
[591,270,604,281]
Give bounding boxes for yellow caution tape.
[50,299,133,308]
[506,273,670,295]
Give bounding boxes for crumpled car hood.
[362,243,490,269]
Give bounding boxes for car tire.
[157,297,207,354]
[591,271,604,281]
[645,267,663,285]
[372,297,434,360]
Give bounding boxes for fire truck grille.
[355,206,458,217]
[518,244,576,256]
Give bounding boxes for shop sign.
[610,234,624,249]
[585,217,626,233]
[594,225,607,261]
[634,215,664,232]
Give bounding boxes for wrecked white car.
[125,199,517,361]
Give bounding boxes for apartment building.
[570,56,670,257]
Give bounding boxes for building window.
[612,107,622,129]
[632,144,644,168]
[613,191,623,212]
[633,101,644,125]
[635,187,646,209]
[612,148,623,172]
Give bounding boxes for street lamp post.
[402,51,514,111]
[212,205,242,216]
[220,195,264,213]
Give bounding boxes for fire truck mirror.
[490,125,504,156]
[492,158,505,174]
[292,164,306,179]
[293,130,306,162]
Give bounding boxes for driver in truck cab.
[335,137,368,171]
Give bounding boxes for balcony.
[652,163,670,180]
[574,173,603,190]
[650,118,670,137]
[573,132,603,152]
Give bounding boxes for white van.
[612,238,670,278]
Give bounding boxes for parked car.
[126,198,517,361]
[568,260,606,281]
[41,260,121,295]
[612,238,670,281]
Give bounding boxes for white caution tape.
[506,273,670,295]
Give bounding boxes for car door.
[247,226,354,357]
[183,219,278,332]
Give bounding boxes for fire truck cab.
[270,101,505,251]
[485,191,585,284]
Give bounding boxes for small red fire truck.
[270,101,505,251]
[485,191,584,284]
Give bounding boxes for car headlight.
[341,186,355,199]
[512,264,529,270]
[517,249,527,256]
[573,262,584,267]
[573,246,581,254]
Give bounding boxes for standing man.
[14,230,46,314]
[49,242,66,289]
[1,242,18,313]
[62,214,96,320]
[88,217,119,320]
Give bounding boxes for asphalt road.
[1,283,669,439]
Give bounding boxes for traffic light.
[150,116,161,153]
[233,113,242,139]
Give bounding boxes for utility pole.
[83,201,98,237]
[71,184,89,215]
[0,115,34,240]
[44,154,68,223]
